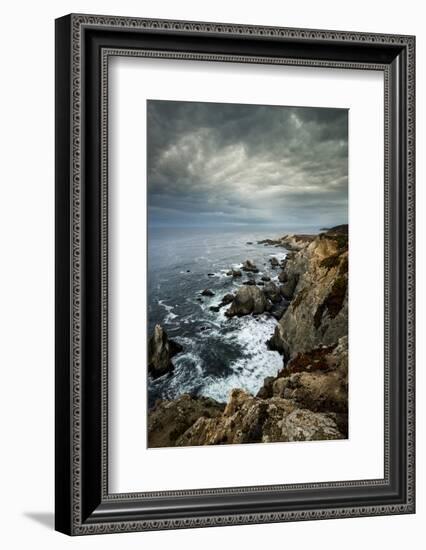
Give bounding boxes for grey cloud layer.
[147,100,348,227]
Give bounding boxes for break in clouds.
[147,100,348,229]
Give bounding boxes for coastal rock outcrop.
[174,389,344,446]
[269,226,348,357]
[259,337,348,416]
[219,293,234,306]
[225,285,268,317]
[201,288,215,297]
[227,268,242,278]
[148,394,225,447]
[148,225,349,447]
[148,324,183,379]
[241,260,259,273]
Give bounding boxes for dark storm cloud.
[147,100,348,227]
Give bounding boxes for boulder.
[219,293,235,306]
[261,275,271,282]
[148,325,183,378]
[201,288,215,297]
[226,285,268,317]
[269,257,279,268]
[278,270,288,283]
[242,260,259,273]
[227,269,242,278]
[281,409,344,441]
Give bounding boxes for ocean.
[147,225,320,407]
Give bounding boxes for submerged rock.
[227,269,242,278]
[220,293,234,306]
[242,260,259,273]
[226,285,268,317]
[201,288,215,297]
[148,324,183,379]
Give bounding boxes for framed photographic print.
[55,14,415,535]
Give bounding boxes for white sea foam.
[269,251,287,262]
[207,269,229,279]
[200,314,282,403]
[158,300,178,322]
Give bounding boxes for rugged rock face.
[147,226,349,447]
[148,324,183,379]
[259,337,348,422]
[148,394,225,448]
[269,227,348,357]
[259,234,316,251]
[279,273,299,300]
[161,389,345,446]
[147,337,348,447]
[263,281,281,303]
[226,285,268,317]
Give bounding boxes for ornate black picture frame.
[55,14,415,535]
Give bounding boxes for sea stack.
[148,324,183,378]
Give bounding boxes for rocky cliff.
[147,225,349,446]
[269,227,348,360]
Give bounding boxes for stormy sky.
[147,100,348,229]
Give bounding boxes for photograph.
[146,100,349,448]
[51,9,415,538]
